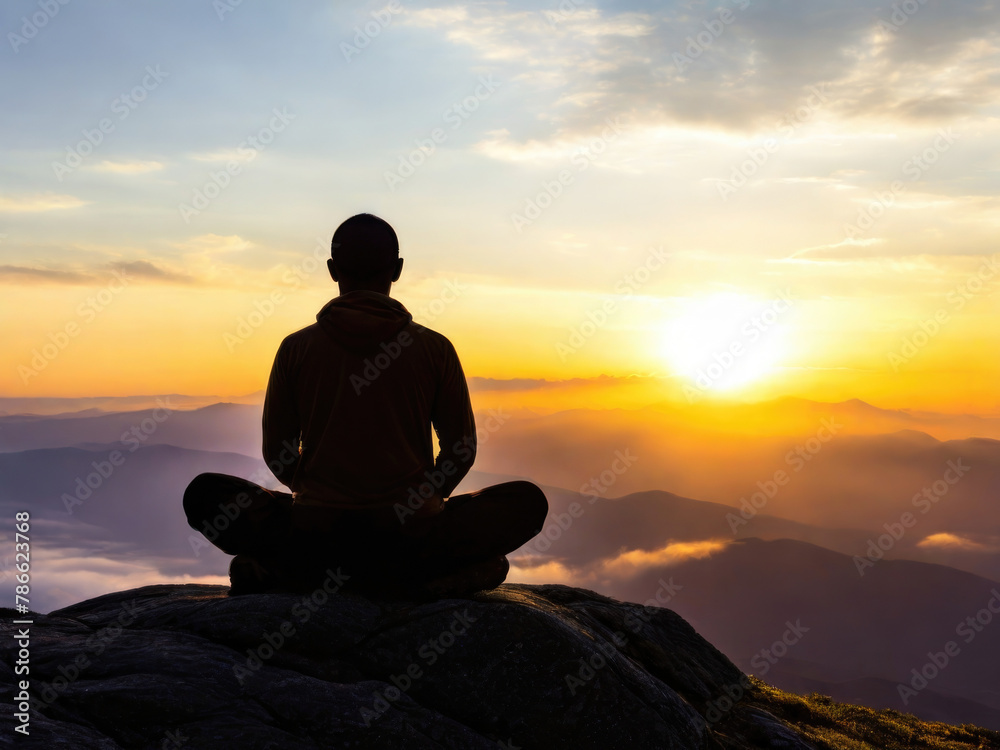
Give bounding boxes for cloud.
[0,234,304,291]
[0,194,88,212]
[406,0,1000,144]
[32,551,228,614]
[782,238,888,262]
[91,160,164,175]
[188,149,256,164]
[508,558,580,585]
[511,538,731,586]
[0,260,196,286]
[0,265,93,284]
[917,532,1000,553]
[173,234,254,255]
[469,376,550,392]
[600,539,728,578]
[167,234,264,286]
[110,260,198,285]
[405,5,657,65]
[467,374,666,394]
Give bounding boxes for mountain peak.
[7,582,997,748]
[11,582,806,748]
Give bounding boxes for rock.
[0,580,815,749]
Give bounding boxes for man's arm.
[431,339,477,498]
[262,339,301,487]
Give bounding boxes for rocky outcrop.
[1,580,817,749]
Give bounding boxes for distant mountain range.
[0,392,264,417]
[2,396,999,729]
[0,401,263,456]
[603,536,1000,730]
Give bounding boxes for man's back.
[262,289,475,509]
[184,212,546,597]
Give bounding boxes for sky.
[1,0,999,412]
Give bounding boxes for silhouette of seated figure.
[183,214,548,597]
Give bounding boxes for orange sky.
[3,2,999,414]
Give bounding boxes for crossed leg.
[183,473,548,596]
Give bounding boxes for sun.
[660,292,793,394]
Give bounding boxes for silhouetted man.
[184,214,548,597]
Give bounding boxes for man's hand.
[412,491,444,519]
[396,491,445,539]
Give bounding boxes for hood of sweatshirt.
[316,290,413,353]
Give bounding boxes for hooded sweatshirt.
[262,290,476,509]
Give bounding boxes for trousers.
[183,473,548,591]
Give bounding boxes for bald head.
[328,213,403,295]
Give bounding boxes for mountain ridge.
[4,581,999,749]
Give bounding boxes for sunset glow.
[660,293,794,395]
[5,6,1000,735]
[0,1,998,417]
